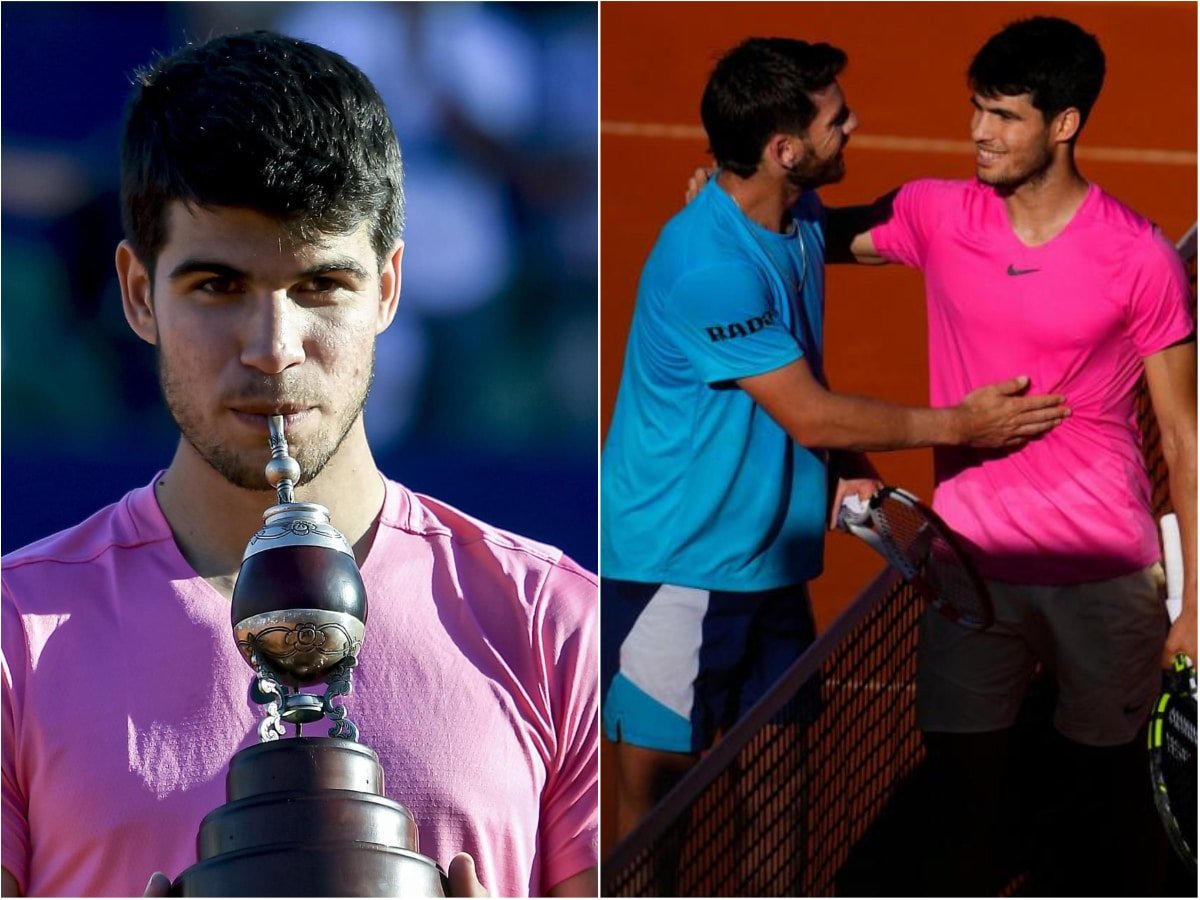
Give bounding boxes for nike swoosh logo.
[1007,264,1040,276]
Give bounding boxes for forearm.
[784,390,961,452]
[740,359,1063,452]
[1144,340,1198,625]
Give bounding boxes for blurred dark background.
[1,1,598,569]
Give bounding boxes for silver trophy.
[172,416,447,896]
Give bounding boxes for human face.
[122,203,400,492]
[788,81,858,188]
[970,92,1056,189]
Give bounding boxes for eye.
[195,276,243,296]
[297,276,342,294]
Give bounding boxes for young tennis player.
[1,31,597,898]
[830,16,1196,894]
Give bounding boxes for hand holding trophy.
[172,416,447,896]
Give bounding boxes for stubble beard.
[785,140,847,191]
[157,347,375,493]
[976,145,1054,194]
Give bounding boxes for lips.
[228,406,315,431]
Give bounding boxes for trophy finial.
[265,415,300,503]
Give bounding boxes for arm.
[1143,339,1198,666]
[738,356,1068,452]
[823,194,898,265]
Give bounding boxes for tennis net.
[602,567,924,896]
[601,222,1197,898]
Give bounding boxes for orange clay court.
[599,1,1197,856]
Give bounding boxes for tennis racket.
[1150,512,1196,868]
[838,486,994,630]
[1148,653,1197,869]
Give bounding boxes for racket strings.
[873,497,990,628]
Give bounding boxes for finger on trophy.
[142,872,171,896]
[448,853,491,898]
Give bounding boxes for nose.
[970,108,990,144]
[843,110,859,137]
[240,291,306,374]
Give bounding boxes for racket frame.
[839,486,995,630]
[1147,654,1198,869]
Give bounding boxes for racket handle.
[1170,652,1197,696]
[838,493,871,529]
[1160,513,1184,623]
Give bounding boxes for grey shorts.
[916,565,1168,746]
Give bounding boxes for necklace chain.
[742,213,808,295]
[728,191,808,294]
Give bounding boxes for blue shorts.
[601,578,816,753]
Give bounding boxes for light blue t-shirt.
[601,179,828,590]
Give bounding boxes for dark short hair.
[701,37,848,177]
[121,30,404,273]
[968,17,1106,134]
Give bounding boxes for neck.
[717,168,800,233]
[154,419,385,594]
[999,153,1090,245]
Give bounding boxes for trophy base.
[173,839,447,897]
[173,737,446,897]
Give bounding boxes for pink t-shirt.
[2,475,597,897]
[872,179,1194,583]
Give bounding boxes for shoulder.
[896,177,976,210]
[3,483,171,690]
[3,483,168,604]
[873,178,977,241]
[376,478,596,617]
[1084,187,1173,246]
[652,181,755,271]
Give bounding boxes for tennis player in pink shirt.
[831,16,1195,896]
[1,32,597,898]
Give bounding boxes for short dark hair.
[968,17,1106,134]
[121,30,404,273]
[701,37,848,177]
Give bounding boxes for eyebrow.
[971,95,1021,117]
[167,257,371,282]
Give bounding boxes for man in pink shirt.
[833,16,1195,895]
[1,31,597,898]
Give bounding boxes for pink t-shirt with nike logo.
[872,178,1193,583]
[2,476,597,897]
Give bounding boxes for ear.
[376,239,404,334]
[766,133,797,171]
[1051,107,1082,145]
[116,240,158,346]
